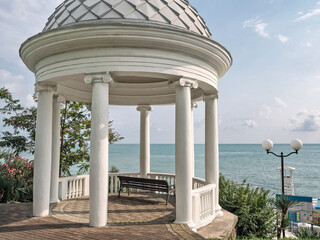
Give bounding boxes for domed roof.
[43,0,211,38]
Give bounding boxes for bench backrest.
[118,176,169,192]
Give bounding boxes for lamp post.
[262,139,303,197]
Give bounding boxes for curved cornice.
[20,22,232,78]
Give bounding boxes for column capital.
[35,83,57,93]
[203,93,219,102]
[55,95,66,104]
[137,105,153,112]
[84,72,116,87]
[168,78,199,89]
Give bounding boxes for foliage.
[60,101,124,176]
[219,175,277,239]
[0,87,124,176]
[110,165,120,173]
[294,227,320,239]
[0,87,36,155]
[274,195,297,239]
[60,101,91,176]
[0,154,33,202]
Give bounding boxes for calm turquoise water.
[4,144,320,198]
[107,144,320,198]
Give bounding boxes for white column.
[169,78,198,227]
[33,84,55,216]
[137,105,152,178]
[84,72,116,227]
[50,96,64,203]
[191,102,197,179]
[204,94,223,217]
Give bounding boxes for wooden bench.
[117,176,175,205]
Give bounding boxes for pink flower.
[25,183,28,185]
[20,174,22,177]
[19,170,21,173]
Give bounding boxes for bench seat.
[117,176,175,205]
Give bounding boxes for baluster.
[207,193,209,217]
[76,179,79,197]
[70,180,73,199]
[79,178,83,196]
[110,175,114,193]
[201,194,204,220]
[67,181,71,199]
[115,176,119,193]
[72,180,75,198]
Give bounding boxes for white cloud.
[285,110,320,132]
[0,0,62,63]
[304,41,313,47]
[259,104,272,119]
[274,97,287,108]
[278,34,288,44]
[294,9,320,21]
[25,94,36,107]
[242,120,258,128]
[0,69,24,93]
[243,18,270,38]
[297,11,304,15]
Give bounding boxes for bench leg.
[166,193,169,205]
[118,185,123,198]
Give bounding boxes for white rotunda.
[20,0,232,229]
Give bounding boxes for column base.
[174,219,196,229]
[50,199,60,204]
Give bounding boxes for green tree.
[0,88,36,155]
[219,175,277,239]
[274,195,297,239]
[60,101,123,175]
[0,87,124,175]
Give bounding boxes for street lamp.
[262,139,303,197]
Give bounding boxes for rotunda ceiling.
[43,0,211,38]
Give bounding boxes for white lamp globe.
[262,139,273,151]
[290,139,303,151]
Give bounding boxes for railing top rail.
[109,172,139,176]
[193,177,205,183]
[59,175,89,182]
[148,172,176,177]
[192,183,216,195]
[58,172,207,184]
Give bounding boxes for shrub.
[219,175,277,239]
[0,154,33,202]
[294,227,320,239]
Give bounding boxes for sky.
[0,0,320,144]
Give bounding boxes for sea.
[3,144,320,198]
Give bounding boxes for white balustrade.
[147,172,176,194]
[192,177,206,189]
[58,172,216,229]
[58,175,89,201]
[192,183,216,229]
[148,172,175,185]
